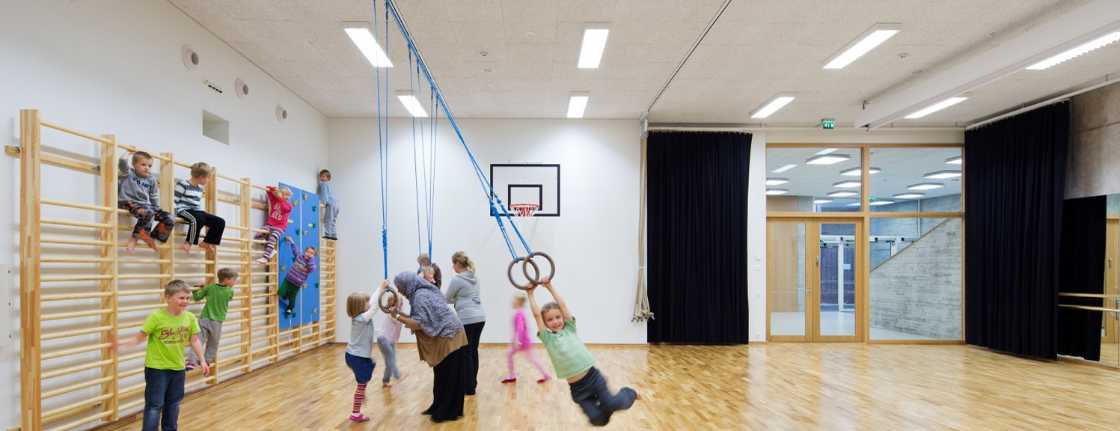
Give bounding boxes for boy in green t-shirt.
[113,279,210,431]
[528,280,638,427]
[187,268,239,369]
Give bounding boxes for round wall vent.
[182,45,200,70]
[276,105,288,122]
[234,78,249,98]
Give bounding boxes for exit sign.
[821,118,836,130]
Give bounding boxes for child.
[255,185,293,264]
[119,151,175,253]
[375,283,406,388]
[186,268,238,369]
[416,253,442,287]
[278,236,316,317]
[318,169,340,241]
[529,280,638,427]
[345,291,378,422]
[174,162,226,254]
[112,280,211,431]
[502,294,551,384]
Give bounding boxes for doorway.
[766,219,864,342]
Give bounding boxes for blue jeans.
[377,336,401,383]
[143,367,185,431]
[568,367,637,427]
[323,203,339,237]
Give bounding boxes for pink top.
[513,309,532,349]
[265,187,293,229]
[376,311,403,343]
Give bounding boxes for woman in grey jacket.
[445,251,486,395]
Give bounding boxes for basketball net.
[509,203,539,218]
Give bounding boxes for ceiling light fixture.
[908,183,944,191]
[824,24,901,70]
[343,24,393,68]
[815,148,838,155]
[841,167,881,176]
[751,95,795,119]
[766,189,789,195]
[828,191,859,198]
[833,180,862,189]
[893,193,925,199]
[566,93,589,118]
[945,156,962,165]
[577,27,610,69]
[772,164,797,173]
[396,92,428,118]
[905,97,968,119]
[869,200,895,206]
[765,178,790,186]
[806,154,851,165]
[924,170,962,180]
[813,199,833,204]
[1026,31,1120,71]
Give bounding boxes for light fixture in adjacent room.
[577,27,610,69]
[833,180,861,189]
[815,148,837,155]
[806,154,851,165]
[923,170,962,180]
[828,191,858,198]
[893,193,925,199]
[343,23,393,68]
[772,164,797,173]
[813,199,833,204]
[1026,31,1120,71]
[868,200,895,206]
[765,189,789,195]
[765,178,790,186]
[823,23,901,70]
[396,92,428,118]
[907,182,944,191]
[905,97,968,119]
[945,156,962,165]
[751,95,795,119]
[566,92,590,118]
[841,167,880,176]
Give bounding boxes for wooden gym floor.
[99,343,1120,430]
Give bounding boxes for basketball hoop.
[509,203,539,218]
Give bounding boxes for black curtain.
[646,131,750,344]
[1057,196,1106,360]
[964,101,1069,360]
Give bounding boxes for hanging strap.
[373,0,390,279]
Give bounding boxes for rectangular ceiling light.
[813,199,833,204]
[908,182,944,191]
[806,154,851,165]
[815,148,838,155]
[751,95,795,119]
[833,180,861,189]
[566,94,590,118]
[824,24,901,70]
[828,191,859,198]
[765,178,790,186]
[868,200,895,206]
[893,193,925,199]
[396,93,428,118]
[1026,31,1120,70]
[841,167,881,176]
[945,156,962,165]
[577,28,610,69]
[765,189,789,195]
[924,170,962,180]
[343,25,393,68]
[904,97,968,119]
[772,164,797,173]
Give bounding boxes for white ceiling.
[170,0,1120,124]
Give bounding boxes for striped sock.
[352,383,366,414]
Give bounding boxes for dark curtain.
[646,131,750,344]
[1057,196,1105,360]
[964,101,1069,360]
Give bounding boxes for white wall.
[0,0,328,427]
[327,118,645,345]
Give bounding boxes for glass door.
[816,222,860,341]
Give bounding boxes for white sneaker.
[255,257,268,265]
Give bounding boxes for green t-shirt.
[538,317,595,380]
[142,308,200,370]
[193,283,235,321]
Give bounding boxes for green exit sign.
[821,118,836,130]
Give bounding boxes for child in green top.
[113,280,210,431]
[187,268,239,369]
[528,280,638,427]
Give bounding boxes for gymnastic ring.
[378,288,409,317]
[521,251,555,285]
[507,257,537,291]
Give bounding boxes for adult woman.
[390,272,467,422]
[444,251,486,395]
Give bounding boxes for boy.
[529,280,638,427]
[318,169,340,240]
[175,162,226,254]
[279,236,317,317]
[416,253,442,287]
[112,280,210,431]
[187,268,239,369]
[119,151,175,253]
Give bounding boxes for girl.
[278,236,316,317]
[345,292,378,422]
[255,185,293,264]
[529,280,638,427]
[501,294,551,384]
[389,272,468,423]
[375,283,406,387]
[113,280,210,431]
[444,251,485,395]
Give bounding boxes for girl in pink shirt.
[255,186,293,264]
[501,294,551,384]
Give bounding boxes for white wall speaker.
[275,105,288,122]
[234,78,249,98]
[181,45,200,70]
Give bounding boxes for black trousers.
[462,321,485,394]
[429,347,467,422]
[569,367,638,427]
[177,209,225,246]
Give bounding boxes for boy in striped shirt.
[175,162,226,254]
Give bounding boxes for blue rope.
[409,49,423,258]
[373,0,391,279]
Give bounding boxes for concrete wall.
[870,218,962,339]
[1067,81,1120,199]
